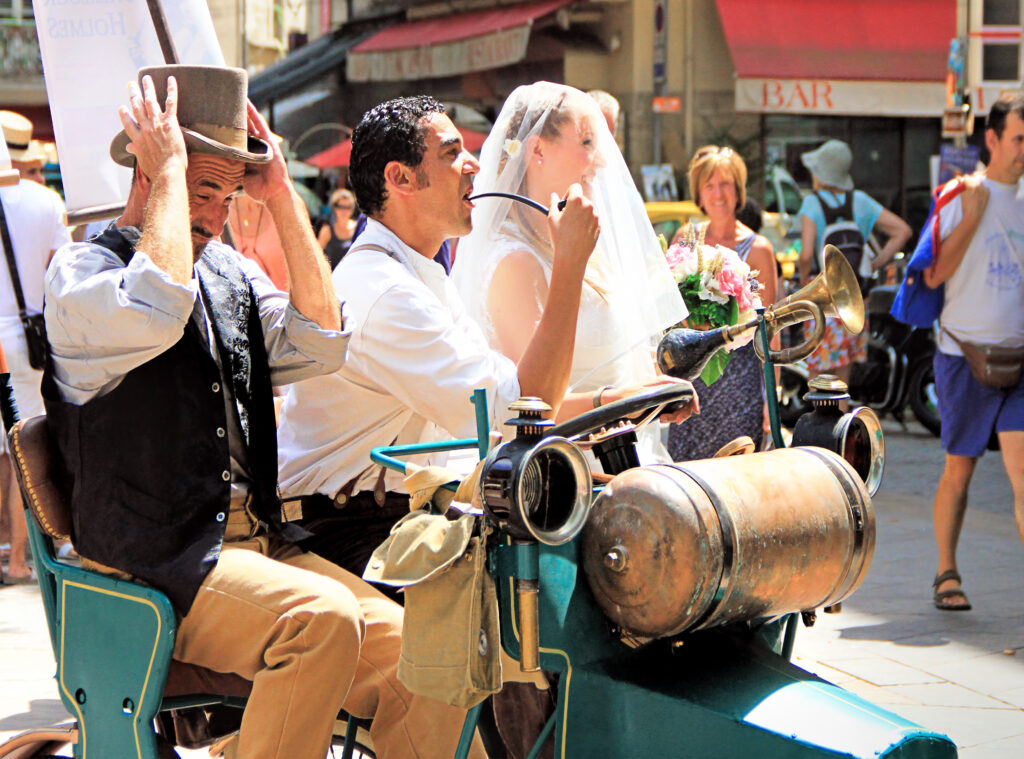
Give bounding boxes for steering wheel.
[549,383,693,445]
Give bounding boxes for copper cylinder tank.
[581,447,875,638]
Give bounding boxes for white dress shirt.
[45,230,349,405]
[277,218,520,499]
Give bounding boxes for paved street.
[1,417,1022,757]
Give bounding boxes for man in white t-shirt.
[924,92,1024,611]
[0,110,70,582]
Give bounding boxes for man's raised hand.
[960,173,990,221]
[120,75,187,180]
[241,101,290,205]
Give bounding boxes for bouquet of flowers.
[663,225,762,384]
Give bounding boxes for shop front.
[717,0,956,231]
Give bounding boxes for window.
[0,0,32,21]
[983,0,1020,26]
[982,43,1020,81]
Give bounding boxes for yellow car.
[644,200,705,246]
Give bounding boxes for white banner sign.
[33,0,224,219]
[735,78,946,118]
[348,25,531,82]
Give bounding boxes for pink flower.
[716,265,755,311]
[664,242,697,279]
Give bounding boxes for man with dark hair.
[277,95,694,578]
[277,93,609,572]
[347,96,446,217]
[42,67,480,758]
[924,91,1024,611]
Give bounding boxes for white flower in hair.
[503,139,521,157]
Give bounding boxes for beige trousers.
[172,511,485,759]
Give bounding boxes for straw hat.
[15,140,48,166]
[110,64,273,168]
[801,139,854,191]
[0,110,44,163]
[0,135,18,187]
[0,112,25,186]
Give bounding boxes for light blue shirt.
[45,229,349,405]
[798,189,884,258]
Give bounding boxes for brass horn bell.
[752,244,865,364]
[657,245,865,376]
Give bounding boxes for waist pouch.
[945,329,1024,389]
[364,509,501,708]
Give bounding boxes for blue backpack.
[890,180,966,328]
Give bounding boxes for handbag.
[0,198,49,370]
[364,509,501,708]
[890,179,967,329]
[942,328,1024,389]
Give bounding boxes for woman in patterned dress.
[668,146,779,460]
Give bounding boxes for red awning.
[307,139,352,170]
[353,0,571,52]
[307,129,489,169]
[716,0,956,82]
[347,0,574,82]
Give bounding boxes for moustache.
[191,225,214,239]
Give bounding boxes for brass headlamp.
[791,375,885,496]
[479,398,592,545]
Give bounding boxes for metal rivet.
[215,512,225,522]
[211,382,221,392]
[216,427,226,438]
[221,470,231,482]
[604,546,629,572]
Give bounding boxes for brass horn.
[658,245,865,375]
[748,244,865,363]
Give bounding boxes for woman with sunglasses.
[318,188,358,269]
[668,145,779,460]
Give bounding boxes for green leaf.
[699,349,731,386]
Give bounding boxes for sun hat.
[0,115,22,187]
[801,139,854,191]
[109,64,273,168]
[0,110,44,163]
[14,140,48,166]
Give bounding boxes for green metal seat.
[5,415,365,759]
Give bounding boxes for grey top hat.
[110,65,273,168]
[801,139,854,192]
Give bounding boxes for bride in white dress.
[453,82,688,463]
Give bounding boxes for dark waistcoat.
[43,227,306,614]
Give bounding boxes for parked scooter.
[778,284,940,435]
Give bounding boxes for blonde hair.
[329,188,356,209]
[688,145,747,213]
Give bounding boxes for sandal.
[933,569,971,611]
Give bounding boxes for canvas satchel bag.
[943,328,1024,389]
[364,508,502,708]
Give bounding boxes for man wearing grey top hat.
[40,65,483,759]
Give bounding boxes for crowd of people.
[0,60,1021,758]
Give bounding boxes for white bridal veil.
[452,82,686,391]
